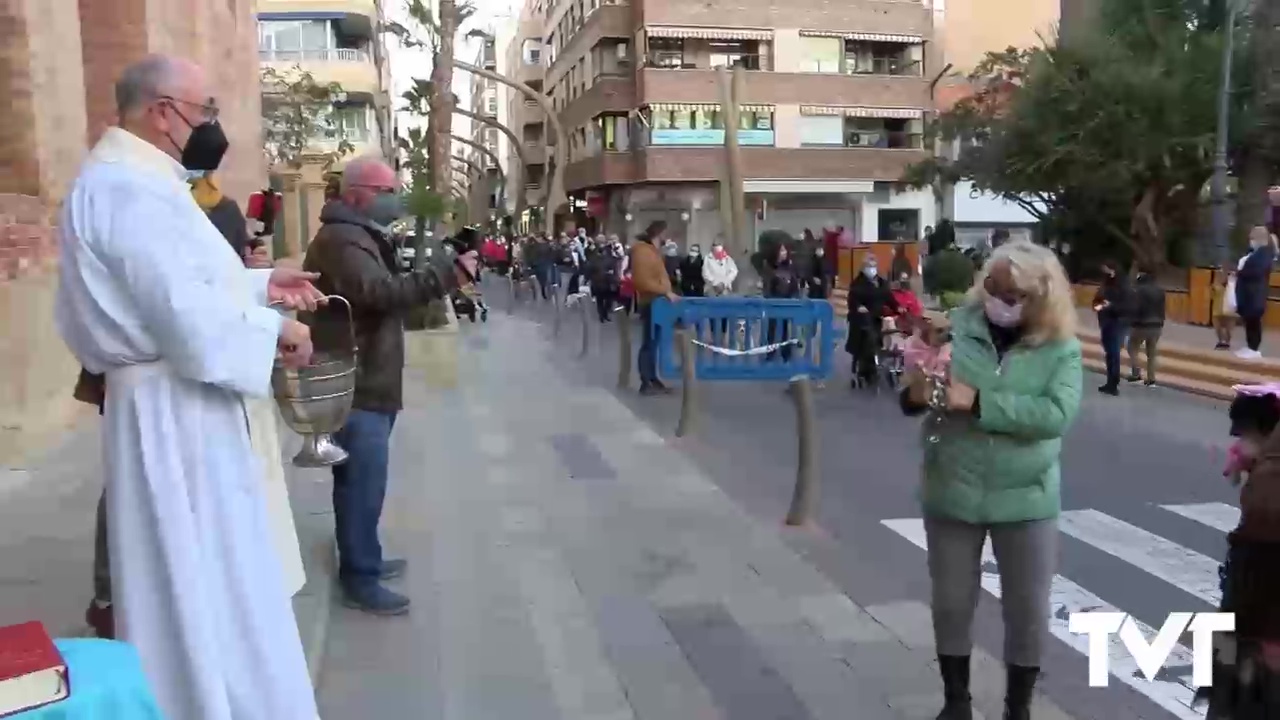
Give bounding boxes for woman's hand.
[946,380,977,411]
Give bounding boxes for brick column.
[303,181,328,249]
[79,0,148,145]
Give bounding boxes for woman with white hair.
[901,240,1083,720]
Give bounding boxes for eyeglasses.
[351,183,399,194]
[156,95,220,123]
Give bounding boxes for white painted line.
[1058,509,1221,607]
[1159,502,1240,534]
[881,518,1204,720]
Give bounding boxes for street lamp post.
[1209,0,1240,269]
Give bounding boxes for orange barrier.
[1073,266,1273,327]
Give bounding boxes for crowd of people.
[39,49,1280,720]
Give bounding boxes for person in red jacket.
[890,271,923,324]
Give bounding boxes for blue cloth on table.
[19,639,163,719]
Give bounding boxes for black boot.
[1003,664,1039,720]
[936,655,972,720]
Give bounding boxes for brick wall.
[0,0,265,466]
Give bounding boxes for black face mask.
[168,104,229,172]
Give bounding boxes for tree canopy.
[906,0,1239,270]
[259,65,355,169]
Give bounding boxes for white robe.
[54,128,318,720]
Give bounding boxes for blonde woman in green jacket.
[902,240,1083,720]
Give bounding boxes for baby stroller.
[446,227,489,324]
[876,315,910,390]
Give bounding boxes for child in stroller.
[445,228,489,323]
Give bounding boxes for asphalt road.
[502,286,1240,720]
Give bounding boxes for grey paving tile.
[833,636,940,701]
[865,601,937,651]
[798,593,894,644]
[550,432,619,481]
[595,595,725,720]
[660,603,814,720]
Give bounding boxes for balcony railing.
[259,47,370,63]
[846,56,922,76]
[645,55,763,71]
[845,131,923,149]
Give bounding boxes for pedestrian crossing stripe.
[881,502,1240,720]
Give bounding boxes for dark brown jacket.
[301,201,448,413]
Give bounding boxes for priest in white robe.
[55,54,323,720]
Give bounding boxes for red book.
[0,622,69,717]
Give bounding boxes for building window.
[708,40,761,70]
[798,115,843,146]
[878,209,920,241]
[522,38,543,65]
[487,96,498,114]
[648,37,687,68]
[844,40,922,76]
[843,117,922,149]
[330,104,370,142]
[595,113,630,151]
[592,40,631,77]
[799,36,840,73]
[258,19,367,62]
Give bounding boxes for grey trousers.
[924,515,1057,667]
[93,491,112,604]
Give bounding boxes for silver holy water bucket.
[271,295,357,467]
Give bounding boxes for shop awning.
[648,102,775,112]
[799,29,924,44]
[800,105,923,119]
[647,26,773,41]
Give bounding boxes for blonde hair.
[966,240,1077,344]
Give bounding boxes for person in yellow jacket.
[629,220,679,395]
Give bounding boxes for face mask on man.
[165,103,229,172]
[689,246,700,257]
[712,245,727,259]
[365,192,406,227]
[984,295,1024,328]
[863,265,878,279]
[664,244,678,257]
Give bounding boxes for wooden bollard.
[617,309,633,389]
[675,329,698,438]
[784,375,818,526]
[552,284,563,336]
[579,294,591,357]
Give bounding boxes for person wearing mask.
[663,238,682,293]
[763,243,802,360]
[1093,259,1133,396]
[845,256,897,388]
[56,54,326,720]
[901,241,1083,720]
[680,244,706,297]
[703,240,739,297]
[1126,264,1166,386]
[588,239,623,322]
[806,244,832,299]
[630,221,679,394]
[302,156,454,615]
[1213,267,1238,350]
[1235,225,1277,359]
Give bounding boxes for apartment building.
[504,0,551,232]
[505,0,940,245]
[256,0,396,247]
[461,34,504,225]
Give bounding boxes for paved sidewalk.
[316,314,1078,720]
[1075,306,1280,356]
[0,406,337,685]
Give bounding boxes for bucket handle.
[271,294,357,355]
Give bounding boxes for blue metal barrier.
[649,297,838,381]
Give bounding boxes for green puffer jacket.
[921,304,1083,524]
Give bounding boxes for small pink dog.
[904,334,952,377]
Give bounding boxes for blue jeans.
[639,302,659,384]
[1099,323,1126,388]
[332,409,397,591]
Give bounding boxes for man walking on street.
[56,54,325,720]
[1127,264,1166,387]
[302,155,453,615]
[1093,258,1133,396]
[630,221,679,395]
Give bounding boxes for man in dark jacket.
[302,156,452,615]
[845,255,898,387]
[1126,265,1166,386]
[1093,259,1133,396]
[1236,225,1277,358]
